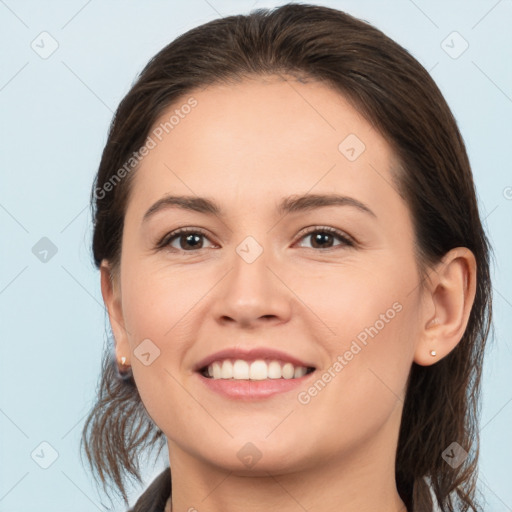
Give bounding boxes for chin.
[205,438,305,473]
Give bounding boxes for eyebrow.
[142,193,377,223]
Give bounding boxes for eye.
[295,226,354,250]
[157,227,216,252]
[156,225,355,253]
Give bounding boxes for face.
[105,75,427,475]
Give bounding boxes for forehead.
[127,76,402,221]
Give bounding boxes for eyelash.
[156,226,355,253]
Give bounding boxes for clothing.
[127,466,171,512]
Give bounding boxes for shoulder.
[126,466,172,512]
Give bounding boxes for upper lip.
[193,347,316,372]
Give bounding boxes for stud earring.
[430,350,437,357]
[117,355,132,376]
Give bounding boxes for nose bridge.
[214,232,291,325]
[231,234,274,305]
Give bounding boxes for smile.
[200,358,315,380]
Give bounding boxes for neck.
[165,431,408,512]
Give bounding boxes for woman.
[81,3,493,511]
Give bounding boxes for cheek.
[297,255,417,402]
[296,297,415,454]
[120,266,199,431]
[121,260,205,340]
[118,261,197,392]
[294,253,414,342]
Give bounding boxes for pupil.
[313,232,332,248]
[183,233,202,249]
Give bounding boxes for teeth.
[249,360,267,380]
[205,359,311,380]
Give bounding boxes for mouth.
[195,360,317,400]
[197,359,316,380]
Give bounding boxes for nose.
[211,240,292,329]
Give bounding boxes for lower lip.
[195,370,316,399]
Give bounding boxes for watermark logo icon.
[134,338,161,366]
[441,31,469,59]
[31,441,59,469]
[237,442,262,468]
[236,236,263,264]
[338,134,365,161]
[32,237,58,263]
[31,31,59,59]
[442,441,468,468]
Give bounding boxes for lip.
[193,346,316,373]
[195,368,317,400]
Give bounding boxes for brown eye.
[158,228,215,251]
[175,232,204,250]
[296,227,354,250]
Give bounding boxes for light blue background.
[0,1,511,511]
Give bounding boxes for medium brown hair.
[81,4,494,511]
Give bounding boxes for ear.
[100,260,131,366]
[414,247,477,366]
